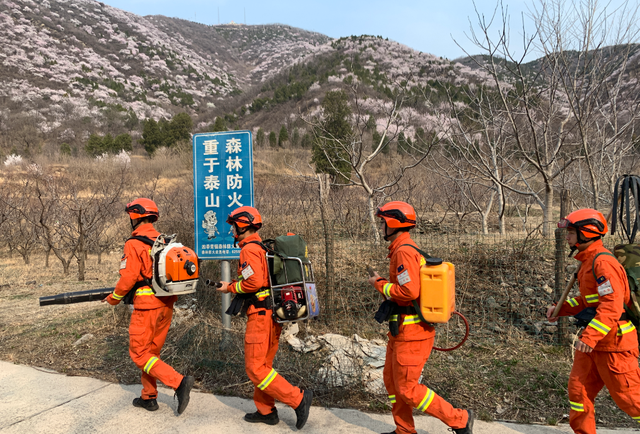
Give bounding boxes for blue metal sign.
[193,130,254,260]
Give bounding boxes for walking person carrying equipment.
[368,201,474,434]
[547,208,640,433]
[216,206,313,430]
[103,198,195,415]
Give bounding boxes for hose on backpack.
[611,175,640,244]
[433,311,470,352]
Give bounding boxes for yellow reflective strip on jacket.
[388,394,396,403]
[135,288,155,296]
[567,298,578,307]
[419,257,426,267]
[417,388,435,412]
[257,369,278,390]
[570,401,585,412]
[235,281,244,294]
[112,292,124,300]
[633,416,640,421]
[585,294,599,304]
[256,289,271,298]
[144,357,159,374]
[588,318,611,335]
[617,321,636,336]
[383,283,393,299]
[403,314,421,325]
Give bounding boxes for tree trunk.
[368,195,381,245]
[497,184,506,235]
[77,211,85,281]
[543,185,555,237]
[317,174,335,321]
[45,246,51,268]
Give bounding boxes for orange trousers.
[383,336,468,434]
[569,349,640,434]
[244,310,303,414]
[129,306,184,399]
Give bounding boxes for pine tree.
[278,125,289,147]
[140,119,163,155]
[256,128,265,147]
[268,131,277,148]
[311,90,353,183]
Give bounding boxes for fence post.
[554,189,570,345]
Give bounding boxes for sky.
[98,0,635,61]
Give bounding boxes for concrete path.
[0,361,637,434]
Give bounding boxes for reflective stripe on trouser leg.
[417,388,435,412]
[257,368,279,390]
[129,307,184,399]
[592,350,640,427]
[245,312,302,414]
[568,351,604,434]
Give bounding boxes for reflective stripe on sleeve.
[585,294,599,304]
[383,283,393,299]
[570,401,585,412]
[617,321,636,336]
[588,318,611,335]
[403,314,421,325]
[144,357,159,374]
[112,292,124,300]
[257,368,278,391]
[567,298,579,307]
[235,282,244,294]
[388,394,396,404]
[417,388,435,412]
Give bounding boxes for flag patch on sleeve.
[596,276,606,284]
[397,264,405,273]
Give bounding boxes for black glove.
[374,300,395,324]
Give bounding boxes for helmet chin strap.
[382,222,402,241]
[130,218,141,231]
[232,223,250,247]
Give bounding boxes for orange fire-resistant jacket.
[106,223,177,310]
[229,233,270,315]
[558,239,638,352]
[374,232,434,341]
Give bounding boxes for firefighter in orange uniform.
[103,198,194,415]
[547,209,640,434]
[217,206,313,429]
[368,201,473,434]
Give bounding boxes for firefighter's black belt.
[374,300,419,337]
[226,292,272,316]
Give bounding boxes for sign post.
[193,130,254,329]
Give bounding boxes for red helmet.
[376,201,416,229]
[125,198,159,222]
[558,208,607,243]
[226,206,262,230]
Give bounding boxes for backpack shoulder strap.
[591,252,616,281]
[128,235,156,246]
[245,240,274,254]
[398,244,434,325]
[400,244,432,259]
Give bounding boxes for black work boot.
[294,389,313,429]
[244,408,279,425]
[132,397,159,411]
[450,409,474,434]
[175,375,195,415]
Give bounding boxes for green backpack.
[611,244,640,325]
[261,234,311,285]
